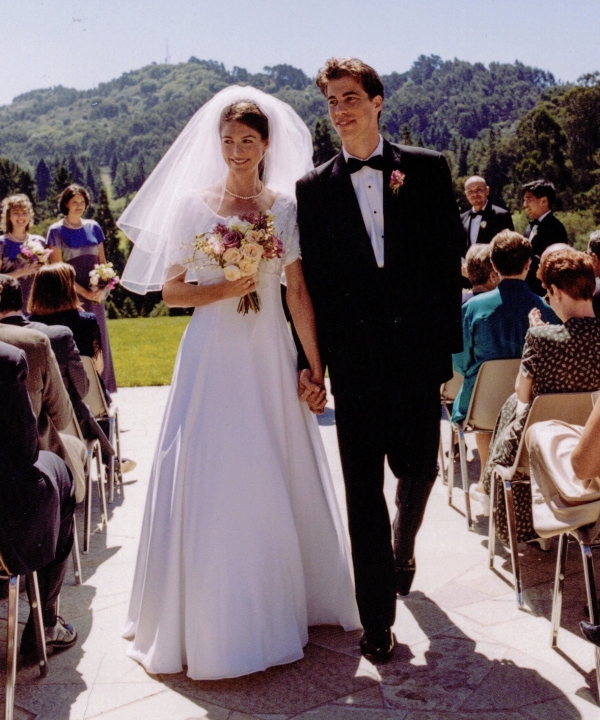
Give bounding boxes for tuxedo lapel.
[328,153,379,269]
[382,141,407,271]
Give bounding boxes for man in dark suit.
[522,180,569,295]
[587,230,600,318]
[0,340,77,654]
[296,57,463,663]
[461,175,514,257]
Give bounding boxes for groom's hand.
[298,369,327,415]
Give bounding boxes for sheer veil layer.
[118,86,314,294]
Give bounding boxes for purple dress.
[0,233,47,312]
[46,220,117,393]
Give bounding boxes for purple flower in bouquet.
[222,231,242,249]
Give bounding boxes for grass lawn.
[108,316,191,387]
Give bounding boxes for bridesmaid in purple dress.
[0,194,49,311]
[47,184,117,393]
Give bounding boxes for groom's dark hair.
[316,58,384,102]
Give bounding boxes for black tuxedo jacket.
[525,212,569,294]
[460,203,514,254]
[296,141,463,397]
[0,341,62,575]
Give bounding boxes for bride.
[118,86,361,680]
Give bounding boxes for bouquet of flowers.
[191,211,284,314]
[89,262,120,298]
[17,237,51,265]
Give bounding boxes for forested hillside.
[2,55,599,316]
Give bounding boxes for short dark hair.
[219,101,269,141]
[465,244,494,286]
[0,274,24,313]
[58,184,91,215]
[588,230,600,261]
[522,179,557,208]
[490,230,532,277]
[316,57,384,101]
[540,248,596,301]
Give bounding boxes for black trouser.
[335,383,440,632]
[24,452,75,635]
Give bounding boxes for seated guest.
[522,180,569,295]
[587,230,600,318]
[462,244,500,304]
[29,263,136,474]
[452,231,558,510]
[0,314,87,501]
[0,194,48,311]
[481,248,600,544]
[0,274,114,465]
[0,340,77,654]
[527,397,600,647]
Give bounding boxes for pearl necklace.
[225,183,264,201]
[63,218,84,229]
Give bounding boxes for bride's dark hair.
[219,101,269,140]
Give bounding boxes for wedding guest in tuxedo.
[523,180,569,295]
[461,244,500,304]
[0,273,114,470]
[461,175,514,256]
[0,340,77,655]
[297,57,464,663]
[452,231,558,515]
[587,230,600,317]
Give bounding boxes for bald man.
[461,175,514,256]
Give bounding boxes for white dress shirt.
[469,201,488,246]
[529,210,551,239]
[343,136,385,268]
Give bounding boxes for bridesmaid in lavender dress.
[47,184,117,393]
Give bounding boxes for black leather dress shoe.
[359,627,395,664]
[395,558,416,597]
[580,620,600,647]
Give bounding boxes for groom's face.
[326,76,382,151]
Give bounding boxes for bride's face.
[220,121,268,176]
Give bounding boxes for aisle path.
[1,385,599,719]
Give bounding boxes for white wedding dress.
[123,193,360,680]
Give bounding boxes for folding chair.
[81,357,123,504]
[551,524,600,702]
[439,370,463,486]
[488,391,594,607]
[0,554,48,720]
[63,414,107,555]
[449,358,521,530]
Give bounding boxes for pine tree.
[312,119,340,166]
[67,154,84,184]
[109,154,119,180]
[94,188,124,275]
[400,124,413,146]
[85,165,98,202]
[132,158,146,191]
[35,159,51,201]
[0,159,35,204]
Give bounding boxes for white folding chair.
[450,358,521,530]
[439,370,463,486]
[489,391,594,607]
[0,553,48,720]
[81,357,123,504]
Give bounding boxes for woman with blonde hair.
[0,194,48,309]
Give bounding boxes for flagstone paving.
[1,385,599,719]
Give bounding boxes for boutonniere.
[480,220,487,229]
[389,170,406,194]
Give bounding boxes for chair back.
[465,358,521,431]
[441,370,464,403]
[81,356,109,419]
[515,391,595,476]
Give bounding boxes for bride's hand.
[223,275,257,299]
[298,369,327,415]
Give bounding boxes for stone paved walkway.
[1,385,599,719]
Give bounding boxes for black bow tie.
[346,155,384,174]
[530,219,539,227]
[470,210,483,218]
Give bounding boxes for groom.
[296,58,463,662]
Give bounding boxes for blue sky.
[4,0,599,107]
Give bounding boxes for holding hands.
[298,369,327,415]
